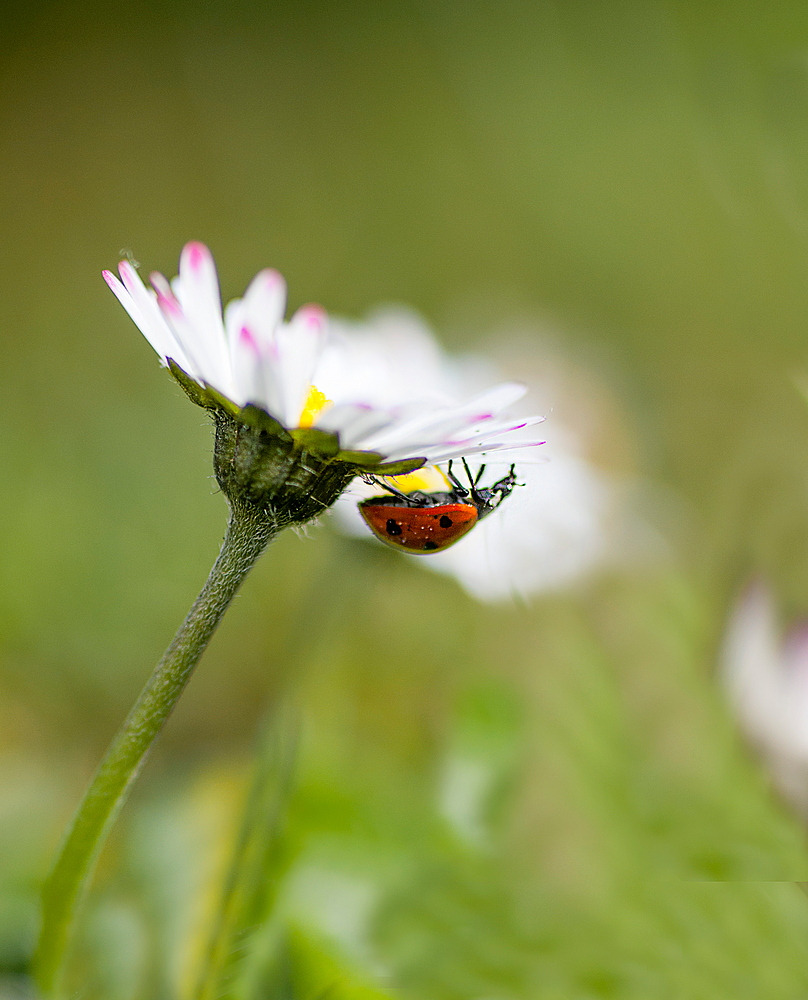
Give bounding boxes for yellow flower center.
[384,466,451,493]
[299,385,332,428]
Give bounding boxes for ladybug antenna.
[474,463,486,486]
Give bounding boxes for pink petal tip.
[296,304,327,329]
[150,272,182,316]
[239,325,259,351]
[118,259,137,282]
[183,240,210,271]
[260,268,284,289]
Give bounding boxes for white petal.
[149,272,212,386]
[236,268,288,350]
[273,305,328,427]
[357,383,529,453]
[110,263,190,370]
[399,439,545,465]
[226,270,289,416]
[377,414,545,458]
[225,322,266,409]
[314,403,397,447]
[171,242,230,380]
[403,415,546,455]
[459,382,528,414]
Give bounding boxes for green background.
[4,1,808,996]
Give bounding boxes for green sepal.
[239,403,293,442]
[369,456,428,476]
[167,359,209,409]
[291,426,341,457]
[204,385,241,418]
[335,449,383,466]
[167,360,241,419]
[333,452,426,475]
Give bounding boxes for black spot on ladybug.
[423,541,438,550]
[386,519,402,536]
[439,515,453,528]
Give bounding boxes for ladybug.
[359,459,517,554]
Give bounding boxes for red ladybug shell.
[359,501,479,553]
[358,462,517,555]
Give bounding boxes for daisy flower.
[722,581,808,816]
[103,243,544,522]
[328,310,633,600]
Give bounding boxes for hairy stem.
[34,500,278,996]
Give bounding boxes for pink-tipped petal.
[109,261,189,368]
[144,271,215,382]
[227,320,266,408]
[239,325,259,351]
[150,272,183,318]
[387,438,545,465]
[173,241,229,381]
[185,240,207,271]
[296,304,327,330]
[230,268,288,353]
[273,304,329,426]
[224,295,284,414]
[261,268,285,291]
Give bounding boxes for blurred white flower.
[103,243,544,468]
[721,581,808,814]
[330,309,635,601]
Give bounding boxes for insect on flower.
[359,459,518,554]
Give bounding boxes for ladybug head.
[447,459,519,520]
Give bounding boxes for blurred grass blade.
[193,540,360,1000]
[193,707,299,1000]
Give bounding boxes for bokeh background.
[5,1,808,997]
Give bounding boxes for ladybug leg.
[446,460,469,496]
[491,464,517,488]
[370,477,412,503]
[463,456,488,506]
[489,465,519,505]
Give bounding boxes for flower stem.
[34,499,278,997]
